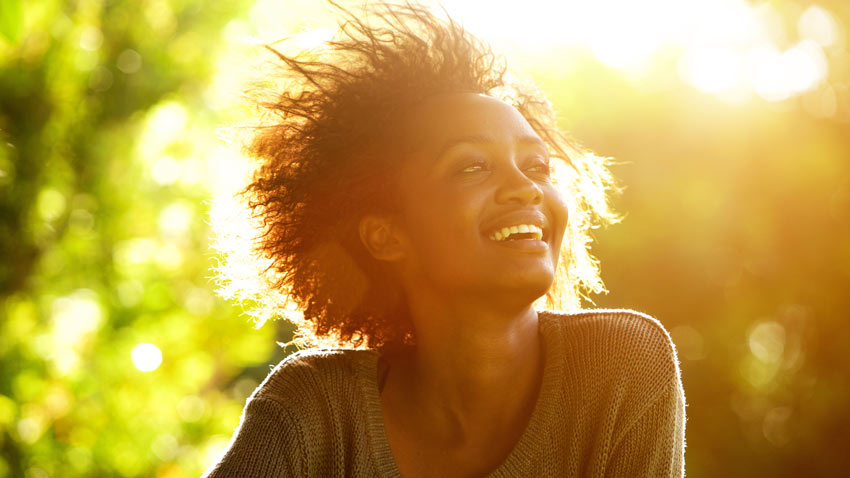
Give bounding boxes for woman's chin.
[486,270,555,305]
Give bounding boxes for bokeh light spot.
[114,238,158,269]
[37,189,67,222]
[89,66,114,92]
[158,201,193,238]
[762,406,793,447]
[139,102,189,161]
[116,49,143,74]
[749,321,786,364]
[116,280,144,307]
[798,5,839,47]
[25,467,49,478]
[78,25,103,51]
[151,155,181,185]
[66,446,93,473]
[177,395,206,422]
[17,417,42,444]
[155,243,185,271]
[131,343,163,372]
[151,433,179,461]
[17,405,47,445]
[748,41,828,102]
[50,289,104,376]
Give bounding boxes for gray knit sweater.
[203,309,686,477]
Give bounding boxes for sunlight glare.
[435,0,839,102]
[224,0,843,106]
[584,2,672,72]
[680,46,745,94]
[748,45,790,102]
[678,0,764,46]
[445,0,676,71]
[208,192,269,301]
[209,145,253,198]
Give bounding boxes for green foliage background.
[1,0,848,477]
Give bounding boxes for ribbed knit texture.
[203,309,686,477]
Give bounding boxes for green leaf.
[0,0,23,44]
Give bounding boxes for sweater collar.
[354,310,564,477]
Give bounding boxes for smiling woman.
[383,94,568,311]
[204,1,685,477]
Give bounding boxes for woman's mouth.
[488,223,544,242]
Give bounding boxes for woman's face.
[390,93,568,303]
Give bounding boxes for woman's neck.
[389,295,544,440]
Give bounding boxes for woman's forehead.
[403,93,539,152]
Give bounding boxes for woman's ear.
[358,214,406,262]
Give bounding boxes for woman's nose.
[495,165,543,206]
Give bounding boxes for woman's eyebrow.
[435,134,495,160]
[517,135,547,150]
[435,134,546,159]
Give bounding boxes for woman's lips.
[486,235,549,252]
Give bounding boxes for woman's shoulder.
[539,308,682,393]
[248,348,377,411]
[205,349,380,476]
[540,308,677,355]
[538,310,686,474]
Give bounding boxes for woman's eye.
[526,161,551,176]
[459,161,488,174]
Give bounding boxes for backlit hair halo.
[213,0,619,349]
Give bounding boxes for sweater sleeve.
[202,397,306,478]
[605,380,686,478]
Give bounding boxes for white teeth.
[489,224,544,241]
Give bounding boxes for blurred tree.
[0,0,293,476]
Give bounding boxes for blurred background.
[1,0,848,476]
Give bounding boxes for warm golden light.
[2,0,848,476]
[435,0,841,101]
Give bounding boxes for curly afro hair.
[218,0,618,349]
